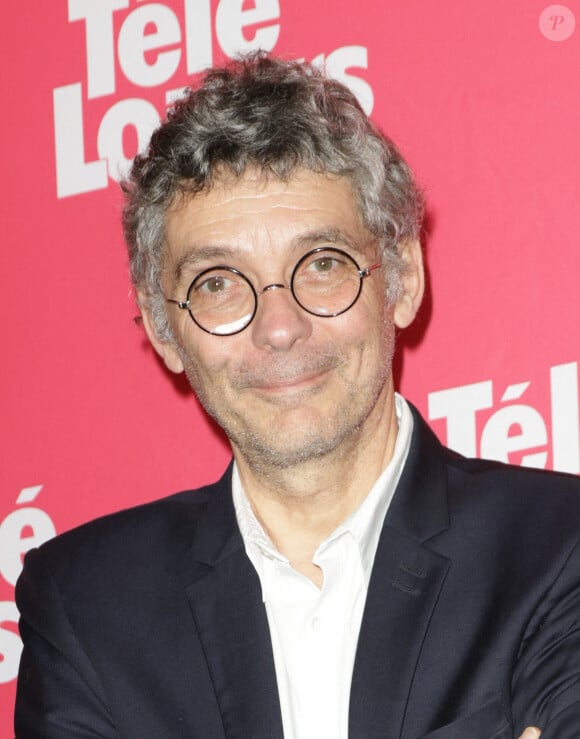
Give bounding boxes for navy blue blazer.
[15,407,580,738]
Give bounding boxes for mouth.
[251,367,332,394]
[232,349,343,400]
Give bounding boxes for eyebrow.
[171,227,364,281]
[172,246,239,281]
[293,227,359,252]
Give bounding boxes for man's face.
[146,169,421,472]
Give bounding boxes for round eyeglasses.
[165,247,382,336]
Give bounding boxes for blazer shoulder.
[393,402,580,545]
[441,444,580,550]
[409,399,580,497]
[25,466,234,577]
[445,447,580,497]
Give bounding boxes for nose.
[250,284,313,351]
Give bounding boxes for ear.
[137,292,184,374]
[393,239,424,329]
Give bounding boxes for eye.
[302,251,349,275]
[192,270,243,297]
[198,274,229,293]
[191,269,250,307]
[299,250,352,280]
[310,256,339,273]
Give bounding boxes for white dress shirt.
[232,394,413,739]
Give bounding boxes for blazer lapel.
[349,406,452,739]
[185,469,284,739]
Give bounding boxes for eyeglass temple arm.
[361,263,382,277]
[166,297,190,310]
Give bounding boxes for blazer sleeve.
[511,536,580,738]
[14,547,118,739]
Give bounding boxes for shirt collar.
[232,393,414,585]
[233,464,287,563]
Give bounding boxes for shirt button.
[311,616,320,632]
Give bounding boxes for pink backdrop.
[2,0,579,730]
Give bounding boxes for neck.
[232,388,399,577]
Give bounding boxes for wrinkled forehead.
[161,167,372,271]
[166,163,362,216]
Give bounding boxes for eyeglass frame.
[165,246,382,336]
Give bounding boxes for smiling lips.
[232,351,343,393]
[252,367,332,393]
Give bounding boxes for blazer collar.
[189,461,242,566]
[385,401,451,541]
[349,403,452,739]
[186,464,284,739]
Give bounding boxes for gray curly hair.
[122,53,424,340]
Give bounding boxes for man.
[15,54,578,738]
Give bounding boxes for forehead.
[163,169,370,273]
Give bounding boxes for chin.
[231,417,360,471]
